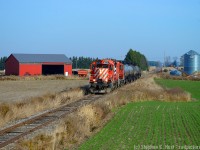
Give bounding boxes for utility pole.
[164,51,165,67]
[76,59,77,69]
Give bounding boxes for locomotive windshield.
[96,64,108,68]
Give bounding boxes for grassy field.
[155,78,200,100]
[79,78,200,150]
[79,102,200,149]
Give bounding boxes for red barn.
[5,54,72,76]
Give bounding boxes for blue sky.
[0,0,200,61]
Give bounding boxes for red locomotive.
[89,59,141,93]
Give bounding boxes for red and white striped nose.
[94,68,108,82]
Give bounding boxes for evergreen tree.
[124,49,148,70]
[0,57,7,70]
[69,56,97,69]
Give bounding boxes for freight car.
[88,59,141,93]
[124,64,141,83]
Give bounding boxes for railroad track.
[0,94,103,149]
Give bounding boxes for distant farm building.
[72,69,89,77]
[183,50,200,75]
[5,54,72,76]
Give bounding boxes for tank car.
[124,64,141,83]
[134,66,141,79]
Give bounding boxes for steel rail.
[0,94,102,148]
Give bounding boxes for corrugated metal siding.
[184,50,200,75]
[19,64,42,76]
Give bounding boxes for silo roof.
[185,50,200,56]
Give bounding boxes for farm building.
[5,54,72,76]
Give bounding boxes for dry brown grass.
[14,74,192,149]
[0,70,5,76]
[0,104,10,117]
[102,74,191,111]
[0,88,84,129]
[164,87,191,101]
[159,73,200,81]
[0,75,88,81]
[16,134,54,150]
[16,101,112,150]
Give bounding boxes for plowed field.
[0,80,88,102]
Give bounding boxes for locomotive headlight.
[105,78,108,82]
[93,79,96,82]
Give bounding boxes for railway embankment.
[0,80,88,130]
[2,74,192,149]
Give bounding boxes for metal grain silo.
[184,50,200,75]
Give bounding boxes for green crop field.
[79,102,200,150]
[155,78,200,100]
[79,79,200,150]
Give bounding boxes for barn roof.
[11,53,72,64]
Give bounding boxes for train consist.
[89,59,141,93]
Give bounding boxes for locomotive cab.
[89,60,114,93]
[88,59,126,94]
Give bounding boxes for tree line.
[70,49,148,70]
[69,49,149,70]
[0,57,7,70]
[69,56,98,69]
